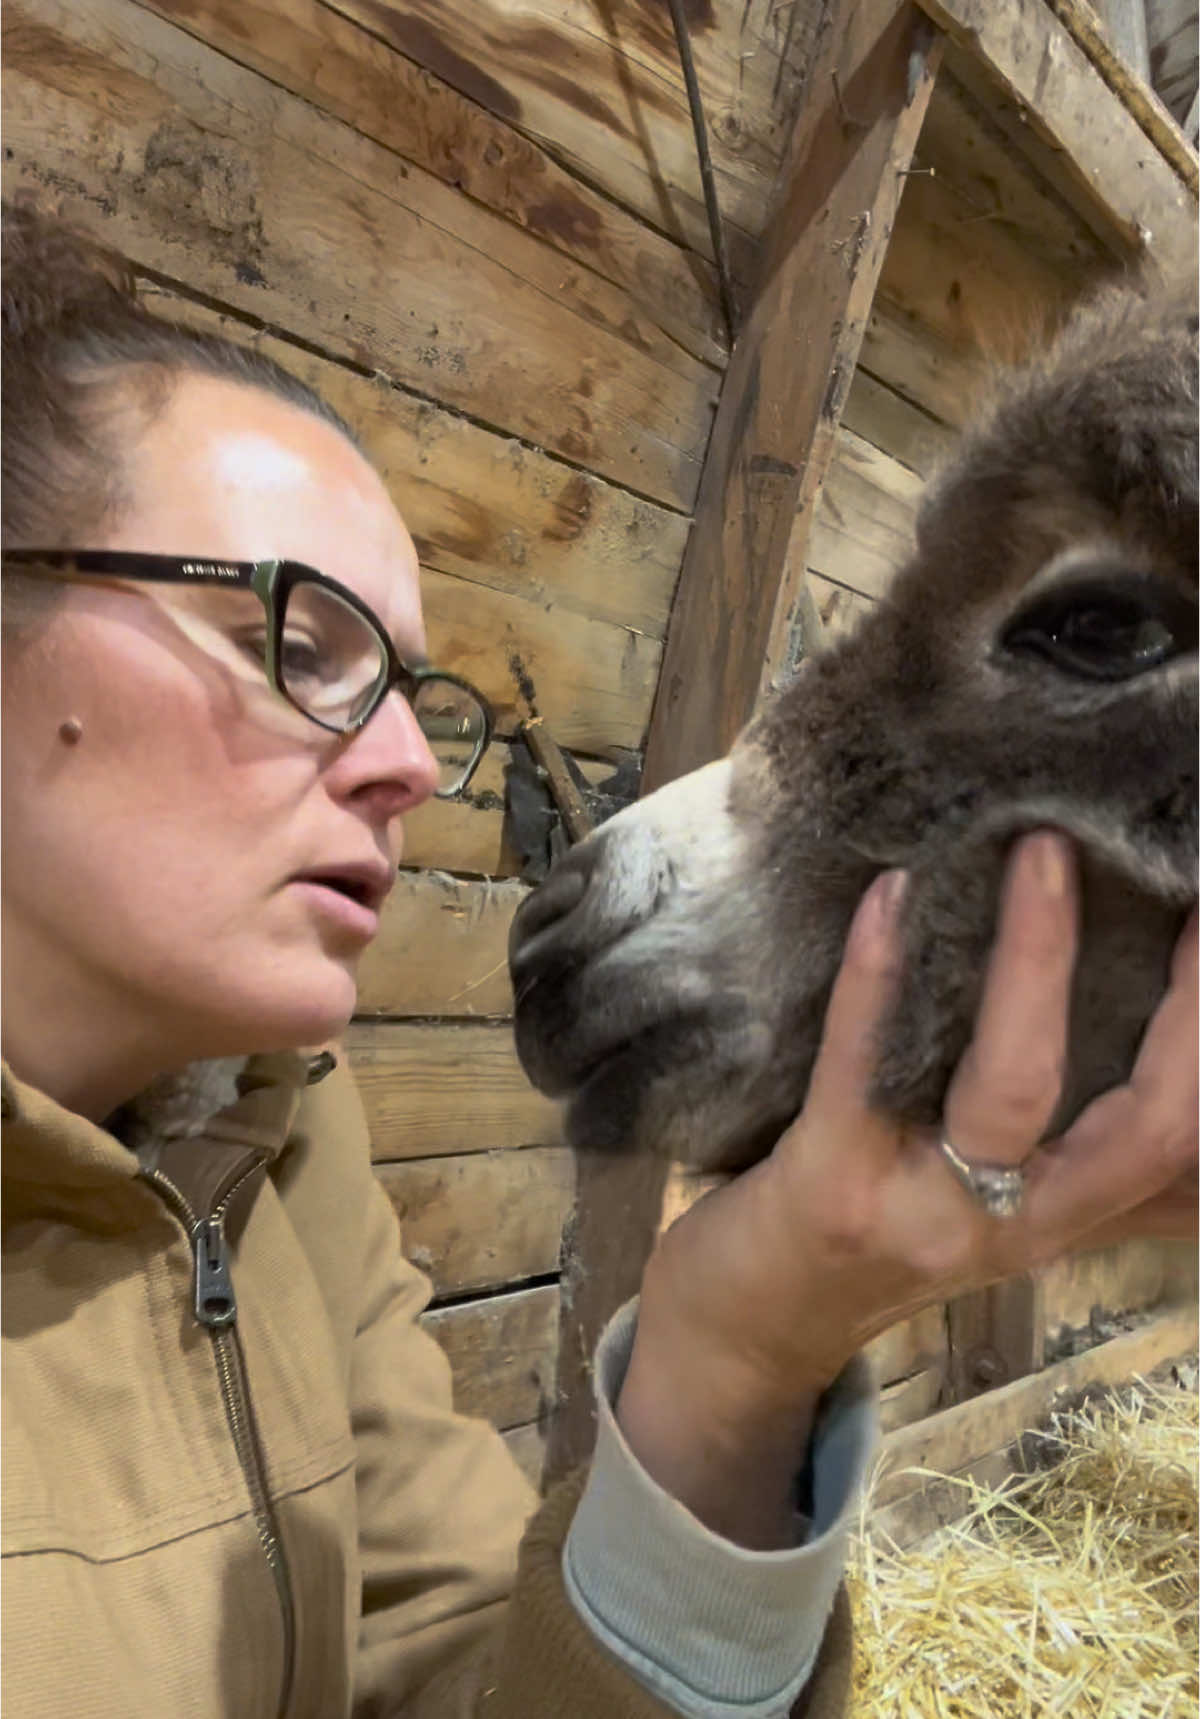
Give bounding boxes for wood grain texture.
[878,1365,944,1433]
[858,299,980,429]
[1146,0,1199,122]
[321,0,824,277]
[1040,1238,1199,1340]
[421,1283,559,1427]
[148,292,691,639]
[400,745,613,880]
[1043,0,1195,187]
[381,1145,575,1295]
[3,0,715,509]
[875,163,1091,371]
[133,0,729,366]
[502,1420,549,1490]
[346,1020,561,1160]
[917,0,1198,274]
[918,66,1114,285]
[640,2,942,788]
[872,1303,1199,1510]
[806,572,877,643]
[945,1274,1045,1403]
[356,873,524,1018]
[840,366,956,478]
[807,424,923,602]
[421,565,661,751]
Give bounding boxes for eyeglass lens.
[282,581,486,794]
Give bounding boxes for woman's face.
[2,373,442,1075]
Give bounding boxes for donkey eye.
[1001,577,1198,682]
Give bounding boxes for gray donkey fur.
[509,288,1199,1173]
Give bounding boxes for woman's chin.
[197,965,360,1059]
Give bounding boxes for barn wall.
[5,0,1193,1478]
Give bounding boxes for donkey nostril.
[510,847,595,964]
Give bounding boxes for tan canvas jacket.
[1,1050,853,1718]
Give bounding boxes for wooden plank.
[864,1305,948,1388]
[914,0,1198,274]
[1045,0,1196,189]
[875,163,1090,369]
[878,1365,945,1433]
[1040,1237,1197,1341]
[401,745,617,880]
[356,873,524,1018]
[1146,0,1199,122]
[840,366,956,479]
[322,0,825,278]
[3,0,714,510]
[345,1021,561,1161]
[944,1274,1045,1402]
[503,1420,549,1491]
[421,1284,559,1428]
[806,425,922,602]
[543,1146,670,1488]
[640,2,943,790]
[131,0,729,368]
[1084,0,1152,84]
[380,1146,575,1296]
[917,69,1113,287]
[421,566,661,753]
[147,291,689,640]
[858,300,980,429]
[806,572,877,644]
[870,1444,1017,1547]
[872,1303,1199,1509]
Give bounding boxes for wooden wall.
[5,0,1195,1483]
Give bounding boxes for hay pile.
[848,1374,1199,1717]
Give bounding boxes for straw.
[847,1372,1199,1717]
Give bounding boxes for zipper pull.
[193,1215,237,1329]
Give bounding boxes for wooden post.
[519,720,673,1489]
[639,2,943,793]
[944,1273,1047,1404]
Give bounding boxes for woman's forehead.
[121,373,425,653]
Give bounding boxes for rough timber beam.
[641,3,943,791]
[914,0,1198,272]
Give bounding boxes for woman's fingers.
[1027,910,1198,1244]
[941,832,1079,1167]
[794,869,908,1169]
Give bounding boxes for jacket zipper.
[141,1160,296,1719]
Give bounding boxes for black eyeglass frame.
[3,549,494,798]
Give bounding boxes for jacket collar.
[1,1051,321,1223]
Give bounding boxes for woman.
[3,206,1195,1719]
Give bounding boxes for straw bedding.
[847,1369,1199,1717]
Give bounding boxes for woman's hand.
[616,832,1198,1546]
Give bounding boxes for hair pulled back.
[2,201,353,549]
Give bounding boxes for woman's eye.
[278,632,326,681]
[1001,579,1197,682]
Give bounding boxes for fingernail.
[1030,831,1070,897]
[859,869,908,945]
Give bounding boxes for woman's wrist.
[615,1276,828,1550]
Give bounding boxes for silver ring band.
[938,1137,1027,1219]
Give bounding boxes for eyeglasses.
[2,550,493,798]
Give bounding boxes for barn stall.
[5,0,1196,1575]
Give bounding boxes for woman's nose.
[328,687,442,815]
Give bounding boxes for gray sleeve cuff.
[562,1301,877,1719]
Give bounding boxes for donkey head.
[510,289,1198,1172]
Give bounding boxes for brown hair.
[2,202,355,549]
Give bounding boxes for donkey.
[509,287,1198,1173]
